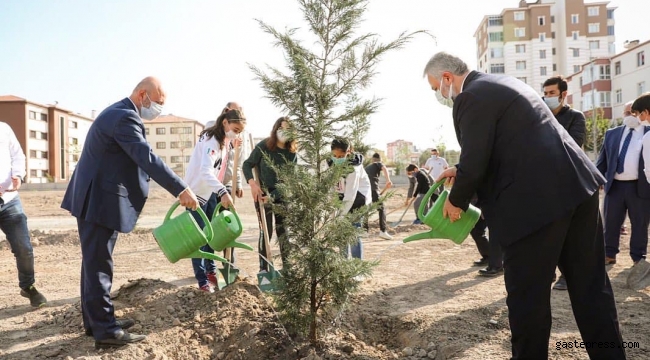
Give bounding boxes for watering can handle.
[418,179,447,220]
[167,201,214,242]
[212,202,244,230]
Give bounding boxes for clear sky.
[1,0,648,151]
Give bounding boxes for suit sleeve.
[448,92,496,211]
[595,132,608,176]
[569,111,586,147]
[114,113,187,197]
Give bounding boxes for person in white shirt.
[0,122,47,307]
[328,138,371,259]
[423,148,448,194]
[184,108,246,292]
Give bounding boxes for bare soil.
[0,187,649,360]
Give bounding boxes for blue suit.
[596,125,650,262]
[61,98,187,340]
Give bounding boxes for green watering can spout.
[187,250,229,263]
[206,204,253,252]
[402,179,482,245]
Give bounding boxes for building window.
[488,16,503,26]
[145,128,150,135]
[40,132,48,140]
[40,151,48,159]
[540,67,547,76]
[490,47,503,58]
[40,113,47,121]
[517,77,527,84]
[183,141,192,148]
[156,128,166,135]
[600,65,611,80]
[171,156,182,163]
[638,81,646,96]
[551,31,555,39]
[156,142,166,149]
[70,121,78,129]
[572,31,579,40]
[489,32,503,42]
[615,89,623,104]
[539,33,546,42]
[29,111,36,120]
[607,9,614,19]
[515,44,526,53]
[609,42,616,54]
[607,25,614,36]
[539,49,546,59]
[638,51,645,67]
[490,64,505,74]
[29,130,36,138]
[600,92,611,107]
[29,150,37,158]
[571,14,579,24]
[70,137,78,145]
[589,40,600,50]
[538,16,545,26]
[615,61,621,75]
[572,48,580,57]
[516,61,526,70]
[553,63,557,71]
[514,28,525,38]
[514,11,525,21]
[170,141,179,149]
[170,127,192,135]
[551,15,555,23]
[72,154,80,162]
[588,23,600,33]
[588,6,599,16]
[574,65,581,74]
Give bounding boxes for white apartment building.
[475,0,616,92]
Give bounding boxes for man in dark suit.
[596,100,650,266]
[61,77,199,349]
[425,52,625,359]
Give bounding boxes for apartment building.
[143,115,205,178]
[386,140,420,165]
[475,0,616,92]
[0,95,93,183]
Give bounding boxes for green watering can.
[403,179,481,245]
[205,204,254,252]
[153,201,228,264]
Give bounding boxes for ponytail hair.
[200,109,246,150]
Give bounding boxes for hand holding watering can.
[435,167,463,223]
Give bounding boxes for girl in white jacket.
[184,107,246,292]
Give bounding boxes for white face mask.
[623,115,641,128]
[543,96,561,110]
[140,93,163,120]
[435,77,454,108]
[277,130,288,143]
[226,130,238,139]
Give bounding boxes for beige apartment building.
[143,115,205,178]
[475,0,616,92]
[0,95,94,183]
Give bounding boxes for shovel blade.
[627,259,650,290]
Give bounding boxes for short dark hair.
[331,137,351,152]
[372,153,381,160]
[406,164,418,172]
[543,75,568,93]
[632,93,650,114]
[431,148,438,152]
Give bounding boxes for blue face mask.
[331,156,347,165]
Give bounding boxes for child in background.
[405,164,435,225]
[328,138,371,259]
[184,108,246,292]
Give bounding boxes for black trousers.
[256,200,289,272]
[502,192,625,359]
[363,190,386,232]
[470,216,502,268]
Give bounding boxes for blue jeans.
[0,195,35,290]
[347,223,363,259]
[189,193,220,287]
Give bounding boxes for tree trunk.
[309,279,317,345]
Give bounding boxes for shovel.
[627,259,650,290]
[390,197,415,227]
[218,137,242,289]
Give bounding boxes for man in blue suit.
[596,100,650,266]
[61,77,199,349]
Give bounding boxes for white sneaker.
[378,231,392,240]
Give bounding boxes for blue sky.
[1,0,648,151]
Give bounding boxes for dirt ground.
[1,186,649,360]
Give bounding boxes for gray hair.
[422,52,469,78]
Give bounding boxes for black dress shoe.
[473,257,489,267]
[478,266,504,277]
[85,318,136,336]
[95,330,146,349]
[552,275,568,290]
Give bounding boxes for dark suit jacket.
[555,105,586,147]
[595,125,650,198]
[61,98,187,233]
[449,71,605,247]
